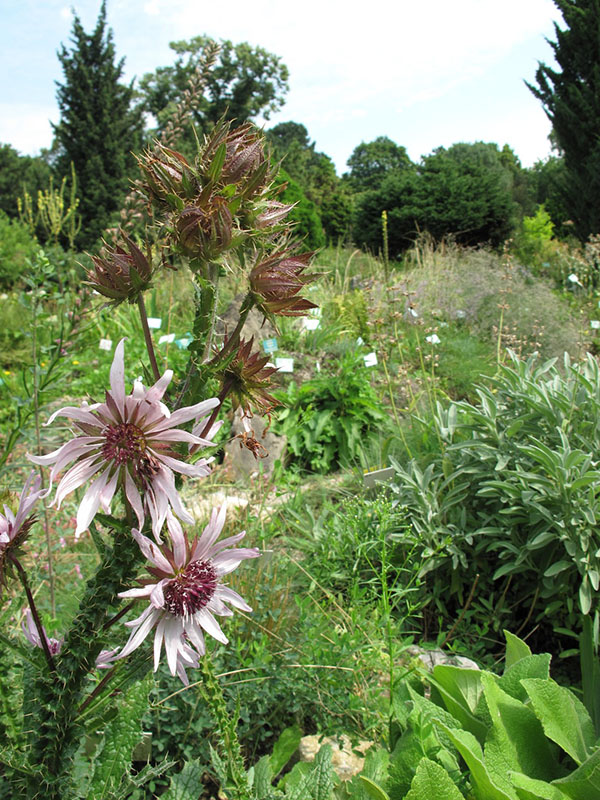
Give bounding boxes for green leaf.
[161,759,205,800]
[482,673,557,787]
[359,775,391,800]
[504,631,532,670]
[429,666,488,743]
[438,723,516,800]
[510,771,571,800]
[270,724,302,777]
[88,674,153,799]
[404,758,465,800]
[552,748,600,799]
[253,755,273,800]
[521,678,595,766]
[544,561,572,578]
[498,654,551,702]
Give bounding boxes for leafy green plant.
[274,351,388,473]
[390,350,600,656]
[360,632,600,800]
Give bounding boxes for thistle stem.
[137,293,161,382]
[10,555,55,672]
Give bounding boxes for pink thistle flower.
[0,471,47,590]
[117,508,259,684]
[22,609,119,669]
[22,609,63,656]
[28,339,219,541]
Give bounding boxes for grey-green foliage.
[390,350,600,645]
[364,632,600,800]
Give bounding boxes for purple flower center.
[102,422,159,477]
[163,560,218,616]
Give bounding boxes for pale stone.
[298,735,373,781]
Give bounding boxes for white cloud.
[0,104,57,156]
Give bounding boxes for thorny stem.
[137,293,161,382]
[10,554,55,672]
[102,600,135,631]
[31,292,55,615]
[208,293,253,366]
[77,666,116,716]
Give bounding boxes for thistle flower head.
[249,248,319,320]
[0,471,47,591]
[117,508,259,683]
[174,196,233,259]
[220,337,279,418]
[28,340,219,541]
[136,143,195,207]
[86,234,154,305]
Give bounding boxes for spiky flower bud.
[86,234,154,305]
[174,197,233,259]
[136,144,195,207]
[220,337,279,418]
[249,249,319,319]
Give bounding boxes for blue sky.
[0,0,560,174]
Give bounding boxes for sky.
[0,0,561,175]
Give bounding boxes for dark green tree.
[139,35,288,150]
[274,168,326,251]
[527,0,600,240]
[53,1,143,248]
[353,142,518,256]
[344,135,412,191]
[266,122,352,241]
[0,144,52,219]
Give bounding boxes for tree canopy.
[139,35,289,147]
[345,136,412,191]
[53,1,143,248]
[527,0,600,240]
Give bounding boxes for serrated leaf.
[510,771,570,800]
[521,678,595,766]
[498,654,551,702]
[404,758,464,800]
[254,755,273,799]
[161,759,205,800]
[552,748,600,799]
[429,666,488,743]
[88,674,153,799]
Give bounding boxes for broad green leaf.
[482,673,557,786]
[430,666,488,742]
[253,755,272,799]
[438,723,516,800]
[504,631,532,670]
[521,678,595,766]
[552,748,600,799]
[498,654,551,702]
[404,758,465,800]
[312,744,336,800]
[510,771,571,800]
[161,759,205,800]
[88,674,152,799]
[359,775,391,800]
[270,724,302,777]
[544,561,572,578]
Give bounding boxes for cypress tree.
[53,2,143,249]
[527,0,600,240]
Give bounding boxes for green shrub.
[390,350,600,656]
[274,351,389,473]
[0,212,39,288]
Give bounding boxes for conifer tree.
[53,2,143,248]
[527,0,600,240]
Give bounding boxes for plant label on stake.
[364,352,378,367]
[175,333,192,349]
[147,317,162,329]
[262,338,279,354]
[275,357,294,373]
[158,333,176,344]
[99,338,113,351]
[591,321,600,330]
[426,333,441,344]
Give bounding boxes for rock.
[223,413,286,479]
[186,489,249,523]
[298,734,373,781]
[217,294,278,343]
[406,645,479,671]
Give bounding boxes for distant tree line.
[0,0,593,256]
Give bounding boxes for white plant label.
[275,357,294,373]
[158,333,176,344]
[147,317,162,329]
[568,273,581,285]
[356,336,364,346]
[426,333,441,344]
[364,352,378,367]
[302,317,320,331]
[99,338,113,351]
[591,320,600,330]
